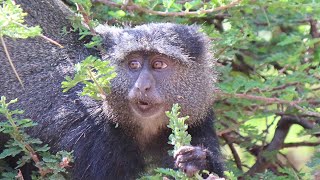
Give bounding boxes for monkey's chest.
[142,144,175,174]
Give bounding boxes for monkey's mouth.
[138,100,150,108]
[130,99,164,117]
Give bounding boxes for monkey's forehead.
[97,23,213,65]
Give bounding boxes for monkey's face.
[100,23,217,137]
[107,50,214,127]
[125,52,174,120]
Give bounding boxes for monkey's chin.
[129,103,165,118]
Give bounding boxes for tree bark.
[0,0,93,150]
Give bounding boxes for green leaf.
[276,35,301,46]
[0,1,42,38]
[0,146,22,158]
[0,171,18,179]
[162,0,176,11]
[61,55,116,100]
[108,10,126,19]
[36,144,50,152]
[184,2,192,11]
[42,157,58,163]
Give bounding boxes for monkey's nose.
[134,70,155,93]
[135,81,152,93]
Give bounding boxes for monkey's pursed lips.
[137,100,152,111]
[129,100,164,117]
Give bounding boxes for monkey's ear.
[95,24,122,38]
[95,25,123,58]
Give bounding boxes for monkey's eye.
[128,61,142,70]
[152,61,167,69]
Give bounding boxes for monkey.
[2,23,224,179]
[63,23,224,179]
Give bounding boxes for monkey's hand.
[174,146,210,177]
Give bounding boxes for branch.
[282,141,320,148]
[74,3,107,55]
[310,18,320,38]
[215,90,320,118]
[244,116,315,177]
[261,82,300,92]
[222,134,243,172]
[75,4,97,36]
[93,0,242,17]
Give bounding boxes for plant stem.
[0,35,25,89]
[87,67,107,99]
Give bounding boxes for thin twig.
[75,4,97,35]
[12,21,63,48]
[0,36,24,89]
[39,34,64,48]
[282,141,320,148]
[94,0,242,17]
[87,67,107,99]
[75,3,107,55]
[261,82,300,92]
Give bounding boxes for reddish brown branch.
[93,0,242,17]
[261,82,300,92]
[75,4,97,35]
[215,90,320,118]
[25,144,53,176]
[16,170,24,180]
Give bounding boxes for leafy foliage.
[166,104,191,154]
[140,104,203,179]
[81,0,320,179]
[0,0,41,38]
[67,0,103,49]
[61,55,117,100]
[307,146,320,177]
[0,96,73,179]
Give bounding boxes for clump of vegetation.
[0,96,73,179]
[61,55,116,100]
[141,104,226,180]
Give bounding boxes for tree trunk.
[0,0,92,150]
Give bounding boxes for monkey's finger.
[175,151,206,164]
[185,165,199,177]
[177,160,200,177]
[176,161,187,169]
[177,163,200,178]
[174,146,197,158]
